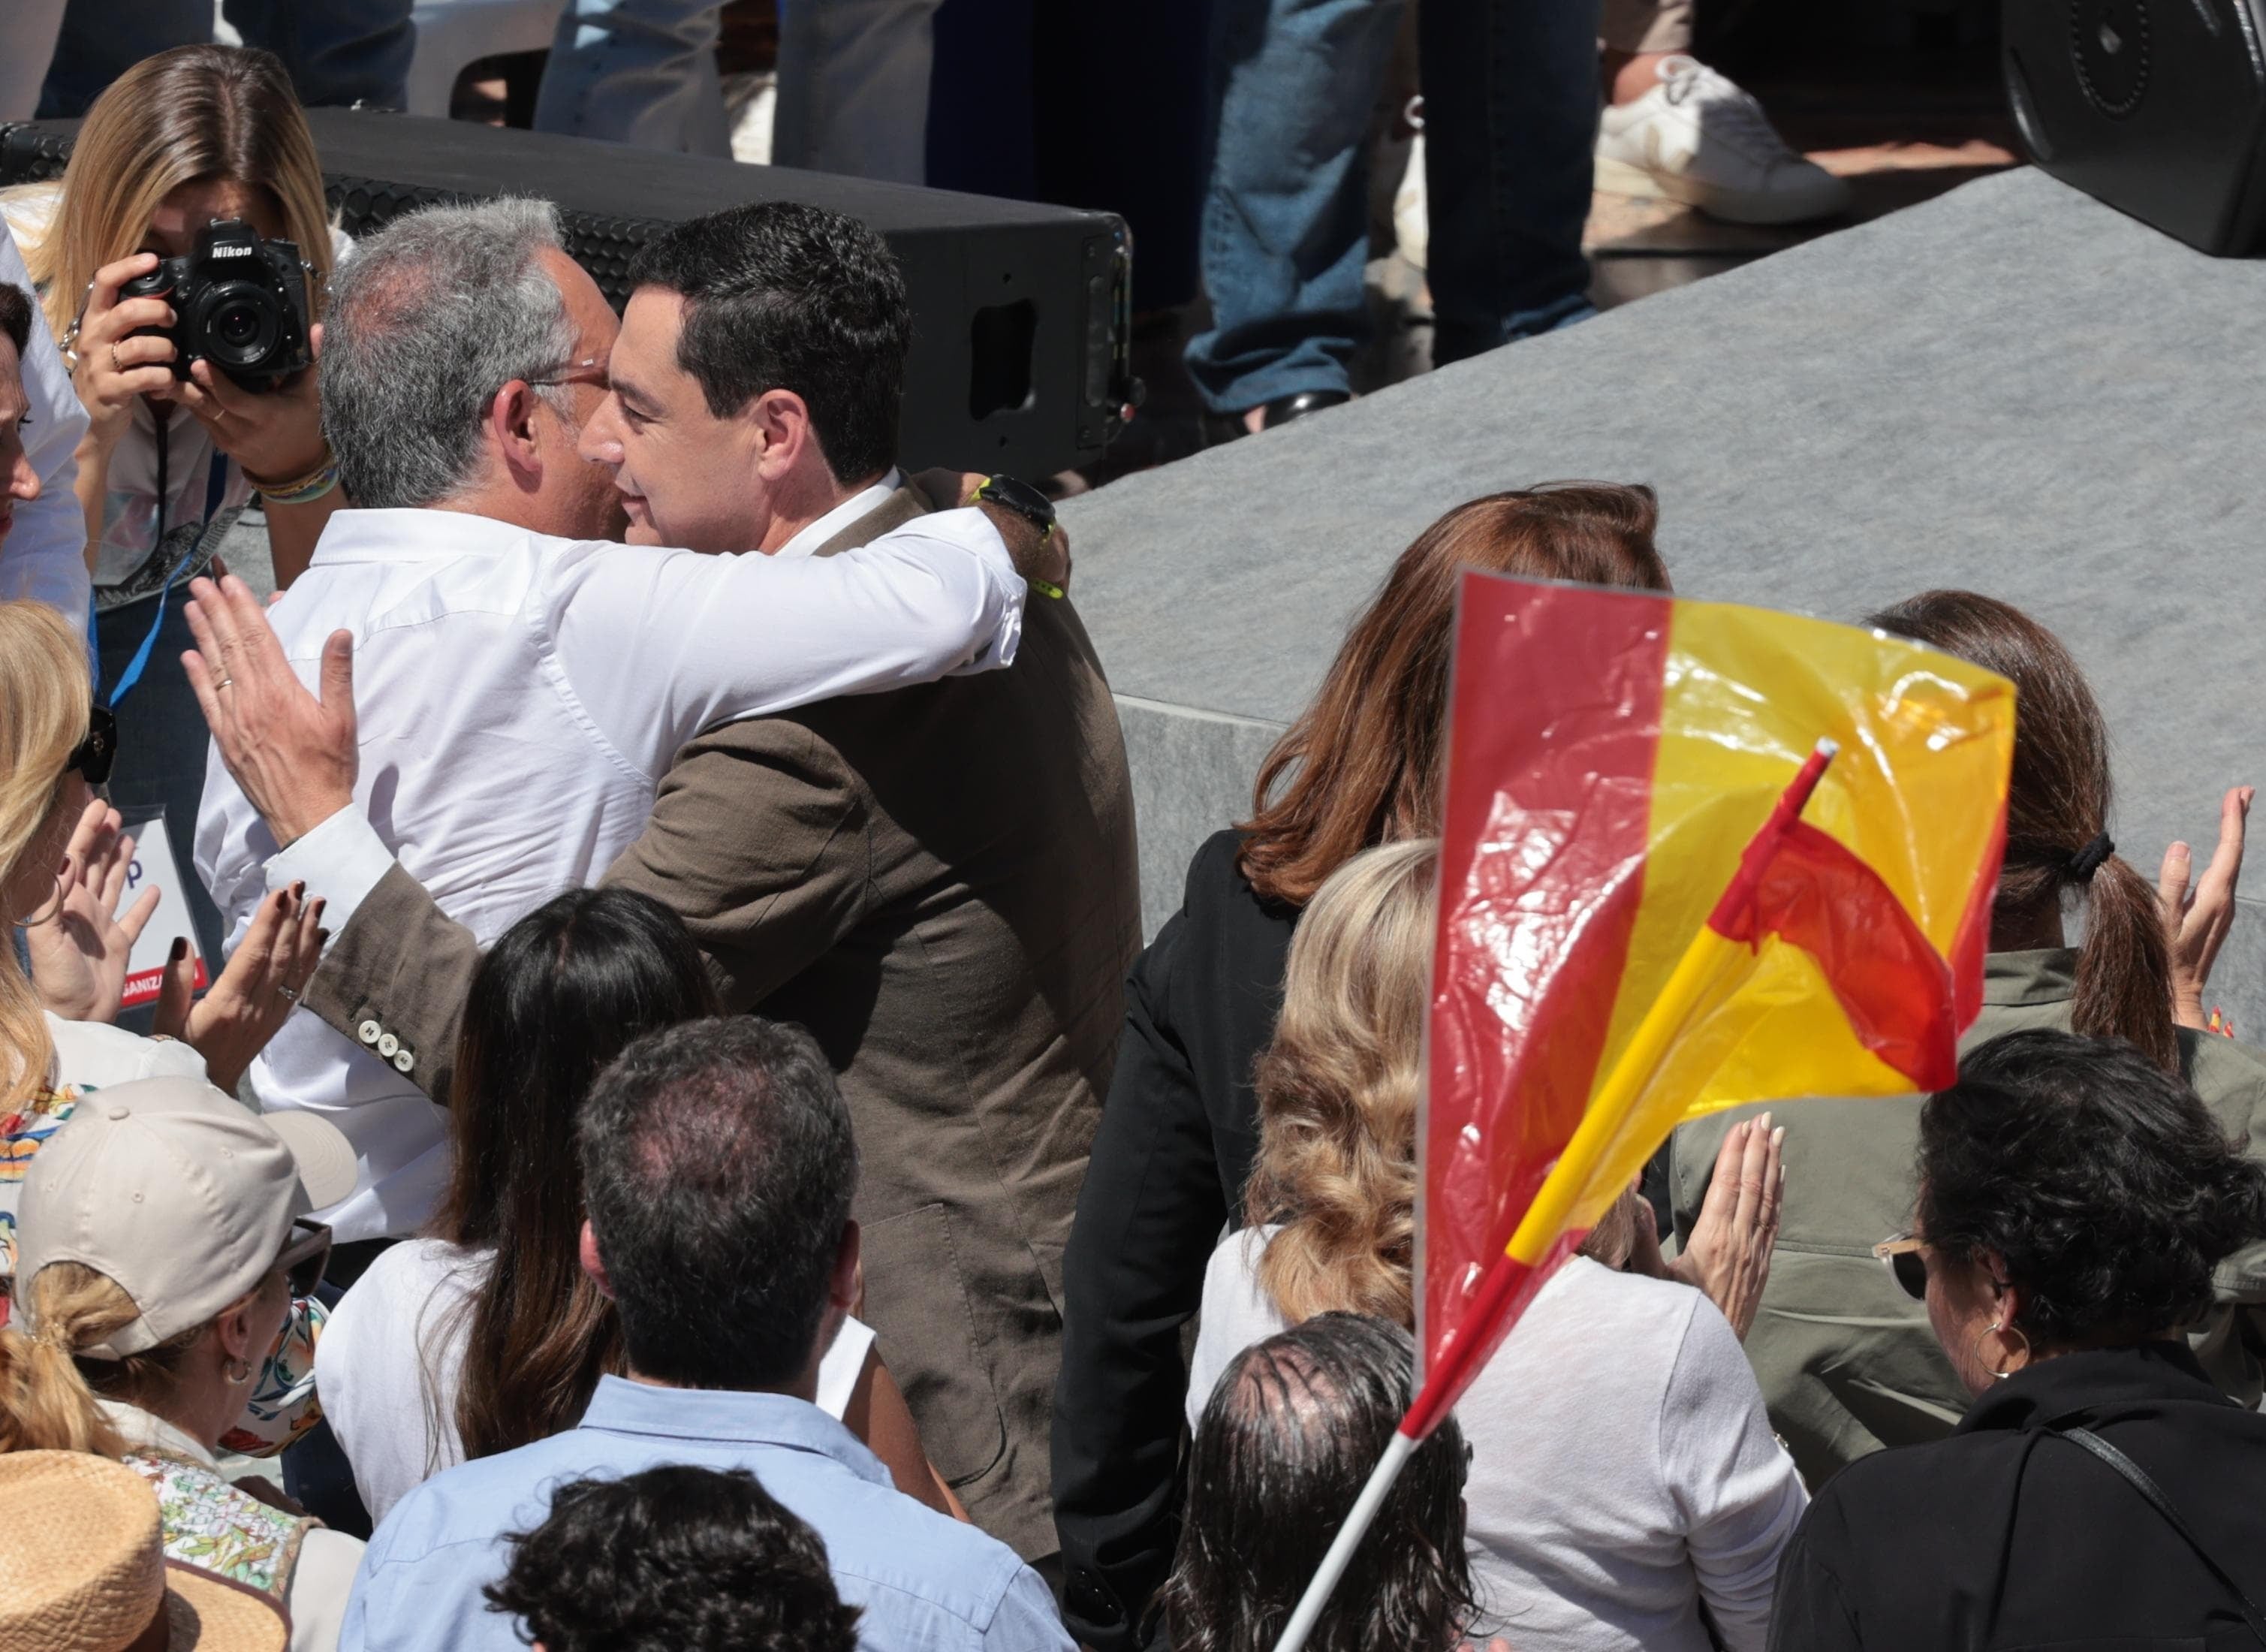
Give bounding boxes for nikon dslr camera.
[119,218,313,388]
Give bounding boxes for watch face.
[984,475,1056,526]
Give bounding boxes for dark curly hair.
[484,1464,861,1652]
[1155,1313,1478,1652]
[1920,1029,2266,1349]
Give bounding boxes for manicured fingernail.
[291,882,306,900]
[316,929,331,945]
[167,937,186,962]
[1772,1126,1786,1147]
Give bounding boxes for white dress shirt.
[194,501,1023,1241]
[0,218,91,619]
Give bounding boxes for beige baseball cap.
[14,1076,357,1358]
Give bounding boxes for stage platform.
[1065,165,2266,1029]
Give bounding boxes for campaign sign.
[120,816,209,1009]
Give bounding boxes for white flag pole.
[1266,1430,1416,1652]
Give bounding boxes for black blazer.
[1770,1343,2266,1650]
[1051,828,1300,1650]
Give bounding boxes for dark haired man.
[345,1018,1074,1652]
[194,200,1140,1561]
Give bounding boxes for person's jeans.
[1421,0,1603,364]
[38,0,414,116]
[1186,0,1602,411]
[1184,0,1406,415]
[533,0,734,157]
[773,0,945,184]
[96,592,229,1026]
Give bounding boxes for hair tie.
[2067,832,2115,882]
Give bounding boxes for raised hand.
[2161,785,2252,1030]
[1666,1114,1785,1340]
[23,797,162,1024]
[182,568,358,847]
[154,883,327,1092]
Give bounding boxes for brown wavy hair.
[1245,841,1439,1325]
[1237,484,1671,909]
[1867,591,2177,1072]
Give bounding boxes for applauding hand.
[2160,785,2251,1030]
[23,798,163,1025]
[1665,1114,1785,1340]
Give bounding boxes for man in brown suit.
[188,202,1138,1561]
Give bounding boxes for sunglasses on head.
[1874,1232,1928,1302]
[65,703,116,788]
[276,1217,332,1300]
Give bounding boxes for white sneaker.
[1595,56,1852,225]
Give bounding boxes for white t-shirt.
[315,1237,879,1524]
[1188,1230,1807,1652]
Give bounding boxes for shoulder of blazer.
[809,472,947,560]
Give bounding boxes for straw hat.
[0,1452,286,1652]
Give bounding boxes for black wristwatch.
[974,473,1056,538]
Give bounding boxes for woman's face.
[4,770,87,924]
[144,176,285,260]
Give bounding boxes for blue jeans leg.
[534,0,732,155]
[226,0,416,109]
[97,594,229,992]
[37,0,207,117]
[1185,0,1406,415]
[1420,0,1602,363]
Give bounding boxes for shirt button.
[377,1032,399,1060]
[357,1020,381,1046]
[392,1049,415,1075]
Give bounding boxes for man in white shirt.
[0,222,91,617]
[192,197,1045,1246]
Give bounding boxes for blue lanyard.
[98,451,230,708]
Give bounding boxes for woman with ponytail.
[1185,841,1806,1652]
[1669,589,2266,1491]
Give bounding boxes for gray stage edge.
[1068,164,2266,1033]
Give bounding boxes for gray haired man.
[190,197,1048,1251]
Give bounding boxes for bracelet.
[247,443,342,508]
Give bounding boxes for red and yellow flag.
[1410,571,2015,1433]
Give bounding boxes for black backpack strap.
[2055,1425,2266,1646]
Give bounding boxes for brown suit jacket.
[304,475,1141,1558]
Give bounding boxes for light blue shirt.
[341,1377,1073,1652]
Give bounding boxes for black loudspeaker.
[0,109,1135,476]
[2003,0,2266,254]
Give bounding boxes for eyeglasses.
[528,355,607,392]
[1874,1232,1928,1302]
[65,703,116,788]
[276,1216,332,1300]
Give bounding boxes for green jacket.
[1669,948,2266,1489]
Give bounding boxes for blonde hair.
[1245,840,1439,1327]
[0,600,89,1111]
[10,44,333,347]
[0,1263,199,1459]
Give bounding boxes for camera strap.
[104,448,229,709]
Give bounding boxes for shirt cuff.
[926,506,1026,674]
[264,809,396,933]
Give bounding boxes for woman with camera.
[4,43,345,969]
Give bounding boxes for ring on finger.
[212,673,235,691]
[277,983,298,1003]
[110,343,122,375]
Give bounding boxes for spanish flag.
[1270,571,2015,1652]
[1412,569,2017,1434]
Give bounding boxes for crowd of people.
[2,33,2265,1652]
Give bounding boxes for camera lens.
[197,284,280,370]
[215,303,261,348]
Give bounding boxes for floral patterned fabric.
[123,1446,311,1603]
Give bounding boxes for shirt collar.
[309,506,559,567]
[576,1375,890,1487]
[772,469,903,561]
[1956,1343,2230,1435]
[98,1398,215,1465]
[1981,948,2079,1008]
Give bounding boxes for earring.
[221,1354,255,1387]
[1974,1318,2030,1380]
